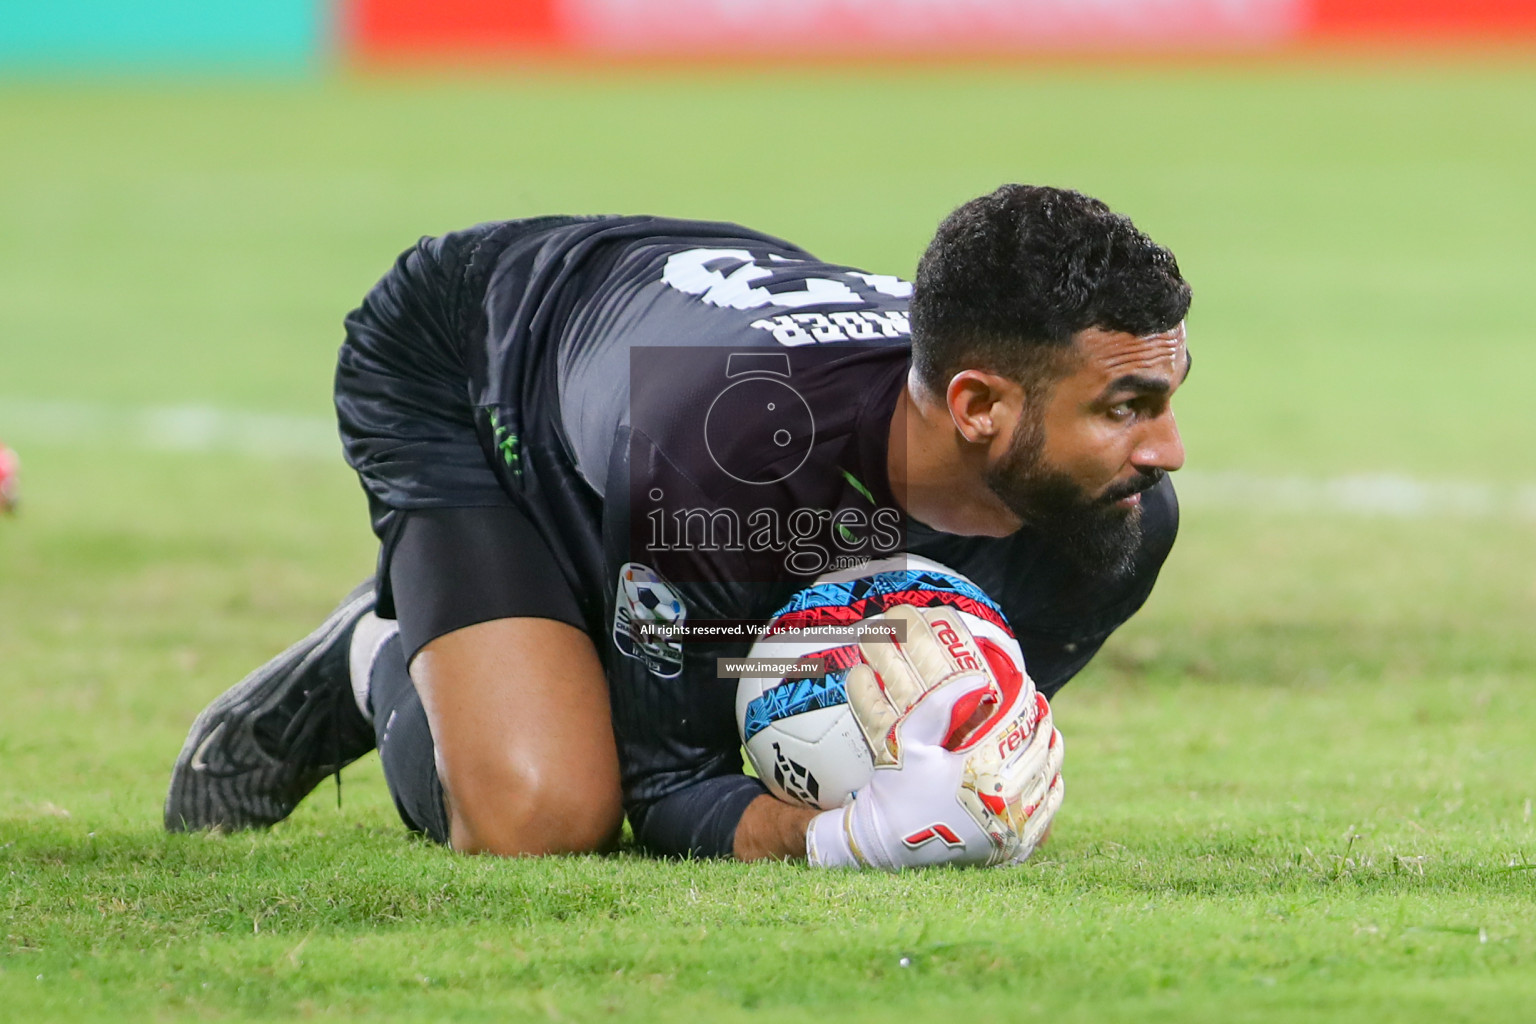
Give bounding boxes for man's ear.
[945,370,1020,445]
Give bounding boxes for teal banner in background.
[0,0,324,69]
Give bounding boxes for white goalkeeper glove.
[805,605,1064,870]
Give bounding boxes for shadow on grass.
[0,820,656,937]
[5,818,1533,940]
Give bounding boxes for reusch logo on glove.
[995,721,1029,762]
[931,618,980,671]
[903,824,965,849]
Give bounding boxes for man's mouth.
[1099,471,1164,508]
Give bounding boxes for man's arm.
[733,794,818,861]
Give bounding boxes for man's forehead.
[1070,322,1188,380]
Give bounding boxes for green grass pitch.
[2,60,1535,1021]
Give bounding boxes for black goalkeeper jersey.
[335,215,1178,857]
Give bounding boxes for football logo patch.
[612,563,686,678]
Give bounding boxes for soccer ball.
[736,554,1025,810]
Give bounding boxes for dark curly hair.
[910,185,1191,395]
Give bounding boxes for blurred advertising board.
[1,0,323,69]
[345,0,1536,57]
[7,0,1530,68]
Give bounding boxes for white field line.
[1174,472,1536,521]
[0,398,339,459]
[3,397,1534,521]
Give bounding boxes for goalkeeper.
[165,185,1191,869]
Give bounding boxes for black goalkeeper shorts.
[387,505,586,664]
[332,216,593,660]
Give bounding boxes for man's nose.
[1133,411,1185,473]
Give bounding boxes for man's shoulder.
[463,214,812,265]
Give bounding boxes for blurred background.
[4,9,1536,1019]
[0,0,1533,827]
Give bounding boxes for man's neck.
[888,370,1018,538]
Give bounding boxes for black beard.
[984,415,1159,579]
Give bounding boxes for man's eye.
[1107,402,1135,421]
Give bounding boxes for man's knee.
[444,758,623,856]
[404,616,623,857]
